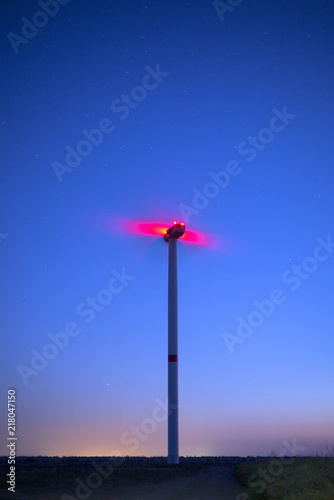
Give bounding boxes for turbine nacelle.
[164,221,185,242]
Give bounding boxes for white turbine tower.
[164,221,185,465]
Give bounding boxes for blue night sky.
[1,0,334,457]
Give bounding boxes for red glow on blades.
[125,221,168,237]
[182,229,209,246]
[96,216,227,252]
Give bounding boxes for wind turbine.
[97,216,225,464]
[163,221,185,464]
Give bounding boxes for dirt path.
[96,466,248,500]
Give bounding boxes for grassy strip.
[234,457,334,500]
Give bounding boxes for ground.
[0,457,251,500]
[97,466,248,500]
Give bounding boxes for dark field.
[2,455,333,499]
[235,456,334,500]
[0,456,254,499]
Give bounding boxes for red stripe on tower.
[168,354,178,362]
